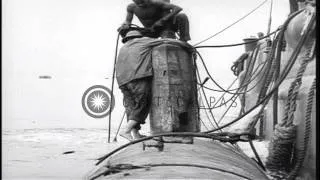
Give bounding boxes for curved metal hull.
[87,139,269,179]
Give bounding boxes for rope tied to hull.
[266,125,297,172]
[286,77,316,180]
[265,10,315,179]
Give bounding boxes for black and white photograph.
[2,0,316,179]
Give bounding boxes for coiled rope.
[265,11,315,179]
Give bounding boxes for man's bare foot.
[119,132,133,141]
[131,130,146,140]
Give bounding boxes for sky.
[2,0,291,130]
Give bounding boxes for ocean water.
[2,128,269,180]
[2,128,128,180]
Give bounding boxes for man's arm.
[152,0,182,22]
[118,4,135,33]
[149,0,182,31]
[123,4,135,25]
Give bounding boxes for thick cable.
[195,59,216,130]
[249,139,266,171]
[264,11,315,176]
[217,94,239,125]
[239,44,262,114]
[271,28,284,129]
[257,34,280,101]
[108,33,120,143]
[211,94,238,109]
[195,28,279,49]
[112,110,126,142]
[286,78,316,180]
[198,90,217,129]
[196,67,222,131]
[199,117,210,131]
[197,43,268,95]
[201,57,269,94]
[204,11,312,133]
[196,51,240,94]
[196,45,268,96]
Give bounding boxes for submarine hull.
[88,139,269,179]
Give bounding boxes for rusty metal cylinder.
[150,42,199,134]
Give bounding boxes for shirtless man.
[118,0,191,42]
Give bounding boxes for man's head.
[133,0,150,7]
[122,30,143,43]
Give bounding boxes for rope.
[286,78,316,180]
[96,8,312,173]
[239,44,262,114]
[231,53,248,76]
[257,33,280,102]
[282,38,315,127]
[217,94,239,125]
[266,124,297,174]
[198,90,217,129]
[272,32,282,129]
[253,9,307,139]
[245,29,281,136]
[204,9,312,134]
[195,59,218,129]
[195,28,279,49]
[193,0,269,46]
[199,117,210,131]
[243,9,305,138]
[196,38,274,95]
[198,88,217,129]
[197,51,243,95]
[249,139,266,171]
[265,12,315,178]
[202,56,269,94]
[112,111,126,142]
[196,67,222,131]
[207,77,238,107]
[212,94,238,109]
[107,33,120,143]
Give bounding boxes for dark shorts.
[120,77,152,130]
[143,13,191,41]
